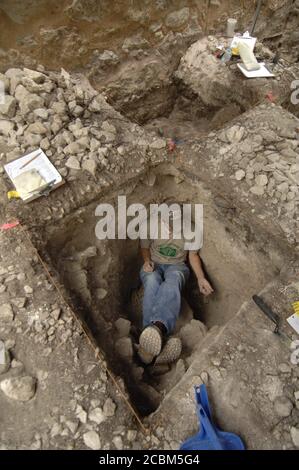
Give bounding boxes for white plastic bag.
[239,41,260,72]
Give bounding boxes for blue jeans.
[140,263,190,334]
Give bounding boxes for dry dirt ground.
[0,0,298,451]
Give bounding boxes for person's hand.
[143,260,154,272]
[198,278,214,296]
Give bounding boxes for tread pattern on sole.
[155,337,182,364]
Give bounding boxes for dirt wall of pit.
[0,0,298,74]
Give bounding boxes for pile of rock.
[175,35,299,117]
[0,66,164,184]
[214,114,299,245]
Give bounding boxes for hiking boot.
[155,337,182,365]
[139,325,162,358]
[136,345,155,365]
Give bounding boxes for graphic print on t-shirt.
[158,244,178,257]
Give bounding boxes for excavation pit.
[44,166,284,416]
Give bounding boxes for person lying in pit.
[137,205,213,364]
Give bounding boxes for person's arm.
[188,251,214,296]
[140,247,154,272]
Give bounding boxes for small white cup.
[227,18,237,37]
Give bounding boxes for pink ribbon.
[0,220,20,231]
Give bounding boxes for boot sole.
[139,326,162,357]
[155,337,182,364]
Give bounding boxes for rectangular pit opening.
[43,165,284,416]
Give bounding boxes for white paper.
[237,62,275,78]
[231,34,257,53]
[4,148,62,200]
[287,314,299,335]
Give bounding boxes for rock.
[63,142,82,155]
[97,50,119,67]
[127,430,137,442]
[52,101,67,115]
[261,375,284,402]
[235,169,245,181]
[112,436,123,450]
[14,85,44,115]
[278,363,291,373]
[11,298,27,308]
[88,407,106,425]
[200,371,209,383]
[0,303,14,322]
[27,122,48,135]
[51,308,61,320]
[23,68,46,84]
[165,8,190,29]
[0,72,10,92]
[33,108,49,120]
[115,337,133,360]
[290,427,299,448]
[0,376,36,401]
[226,125,245,144]
[101,121,116,135]
[65,0,101,22]
[103,397,116,417]
[179,319,207,351]
[65,420,79,434]
[0,119,14,135]
[51,422,63,438]
[277,182,289,194]
[24,285,33,294]
[95,288,107,300]
[255,174,268,187]
[274,396,293,417]
[131,365,144,381]
[0,95,16,118]
[122,35,149,51]
[82,159,97,177]
[139,383,161,410]
[0,342,10,374]
[40,137,50,150]
[24,132,42,146]
[4,339,15,350]
[5,68,23,92]
[21,76,54,94]
[65,156,81,170]
[11,359,23,369]
[88,96,102,113]
[294,391,299,401]
[115,318,131,337]
[175,37,232,109]
[149,138,166,149]
[250,185,265,196]
[76,404,87,423]
[83,431,101,450]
